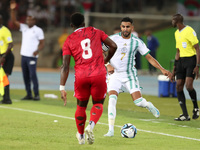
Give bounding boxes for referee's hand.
[193,66,199,79]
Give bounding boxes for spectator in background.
[132,27,142,70]
[17,0,28,23]
[0,14,15,104]
[135,32,144,70]
[145,30,159,74]
[53,28,69,68]
[0,0,10,27]
[10,0,45,101]
[113,26,121,34]
[64,1,76,27]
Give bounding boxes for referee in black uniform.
[172,14,200,121]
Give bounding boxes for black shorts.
[2,52,15,75]
[176,55,196,79]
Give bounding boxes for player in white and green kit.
[104,17,172,137]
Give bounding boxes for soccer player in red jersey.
[60,12,117,145]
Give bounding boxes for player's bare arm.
[193,43,200,79]
[102,43,115,74]
[60,55,71,106]
[145,54,172,80]
[10,0,20,29]
[103,37,117,64]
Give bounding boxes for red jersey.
[62,27,108,78]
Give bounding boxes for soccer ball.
[121,123,137,138]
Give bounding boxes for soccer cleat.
[104,130,114,137]
[85,125,94,144]
[146,102,160,118]
[192,108,199,120]
[76,132,85,145]
[0,99,12,104]
[174,114,190,121]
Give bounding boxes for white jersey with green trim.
[109,33,150,72]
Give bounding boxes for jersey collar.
[179,25,187,32]
[74,27,85,32]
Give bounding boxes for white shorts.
[107,70,141,94]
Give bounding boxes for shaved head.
[173,14,184,23]
[172,13,184,28]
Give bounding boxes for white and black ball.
[121,123,137,138]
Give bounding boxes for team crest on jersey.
[121,47,128,53]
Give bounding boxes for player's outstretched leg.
[76,132,85,145]
[134,97,160,118]
[146,102,160,118]
[104,95,117,137]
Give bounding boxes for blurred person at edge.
[0,14,14,104]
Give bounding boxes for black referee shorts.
[2,52,15,75]
[176,55,196,80]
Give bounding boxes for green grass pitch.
[0,89,199,150]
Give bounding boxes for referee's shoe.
[174,114,190,121]
[192,108,199,119]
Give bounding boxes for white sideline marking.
[0,106,200,142]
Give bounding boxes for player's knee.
[134,97,148,108]
[185,84,193,91]
[176,83,184,91]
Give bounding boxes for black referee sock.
[3,85,11,101]
[177,91,188,116]
[188,89,199,109]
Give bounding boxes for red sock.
[75,105,87,134]
[89,103,103,124]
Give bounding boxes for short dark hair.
[70,12,84,27]
[173,14,184,23]
[121,17,133,24]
